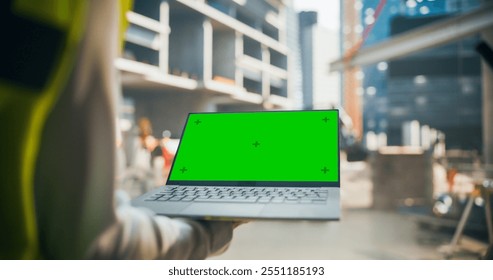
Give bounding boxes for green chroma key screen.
[169,110,339,182]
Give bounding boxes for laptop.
[132,110,340,220]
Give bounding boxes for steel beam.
[329,3,493,71]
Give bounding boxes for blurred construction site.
[6,0,493,263]
[113,0,493,259]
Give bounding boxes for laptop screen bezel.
[166,110,341,188]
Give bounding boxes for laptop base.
[132,186,340,221]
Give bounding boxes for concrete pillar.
[481,30,493,171]
[402,120,420,147]
[421,125,431,150]
[159,1,170,74]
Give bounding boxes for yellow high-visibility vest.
[0,0,132,259]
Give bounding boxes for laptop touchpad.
[181,203,264,217]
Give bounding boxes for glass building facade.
[360,0,483,151]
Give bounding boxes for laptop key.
[245,196,259,202]
[271,197,284,203]
[285,196,299,203]
[181,196,196,202]
[258,197,272,203]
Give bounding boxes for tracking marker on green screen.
[170,110,339,183]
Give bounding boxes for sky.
[293,0,340,31]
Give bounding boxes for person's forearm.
[87,205,233,259]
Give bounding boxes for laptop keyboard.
[144,186,329,204]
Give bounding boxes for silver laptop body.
[132,110,340,220]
